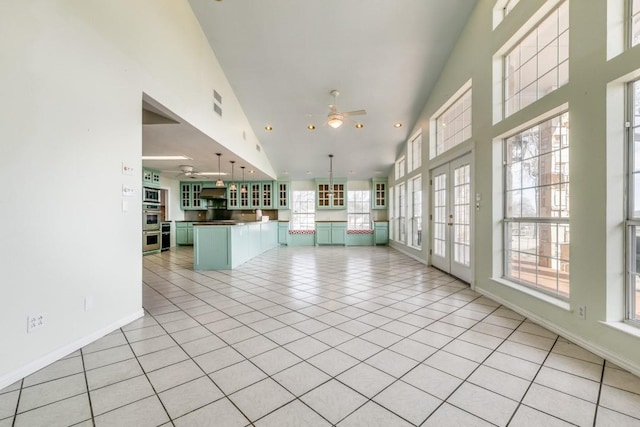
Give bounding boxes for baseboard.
[476,288,640,378]
[389,242,428,265]
[0,309,144,390]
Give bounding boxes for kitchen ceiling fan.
[320,90,367,129]
[168,165,205,179]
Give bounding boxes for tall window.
[395,157,406,179]
[410,176,422,248]
[348,191,371,230]
[291,191,315,230]
[631,0,640,47]
[504,1,569,117]
[504,112,570,298]
[408,133,422,172]
[627,79,640,323]
[433,88,472,159]
[398,182,407,243]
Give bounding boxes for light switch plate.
[122,162,134,175]
[122,185,135,197]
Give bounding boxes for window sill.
[600,320,640,339]
[489,277,571,311]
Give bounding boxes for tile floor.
[1,246,640,426]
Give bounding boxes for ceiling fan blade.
[342,109,367,117]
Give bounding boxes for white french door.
[430,154,473,283]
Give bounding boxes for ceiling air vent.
[213,103,222,117]
[213,89,222,117]
[213,90,222,104]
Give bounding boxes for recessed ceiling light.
[282,171,289,175]
[305,171,312,175]
[374,170,382,174]
[265,125,273,131]
[307,124,316,131]
[249,170,255,174]
[141,155,191,160]
[355,123,364,129]
[394,123,402,128]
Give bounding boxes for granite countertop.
[192,221,247,226]
[175,219,264,223]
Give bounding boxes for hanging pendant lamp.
[229,161,237,191]
[240,166,247,193]
[328,154,335,196]
[215,153,224,187]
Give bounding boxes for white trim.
[0,309,144,390]
[389,242,427,264]
[489,277,570,310]
[478,287,640,378]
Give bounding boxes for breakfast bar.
[193,221,278,270]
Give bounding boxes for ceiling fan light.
[327,114,343,128]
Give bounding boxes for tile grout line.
[10,379,22,427]
[79,348,96,427]
[591,360,606,427]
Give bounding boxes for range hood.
[199,187,226,199]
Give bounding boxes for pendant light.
[328,154,335,196]
[240,166,247,193]
[229,161,237,191]
[215,153,224,187]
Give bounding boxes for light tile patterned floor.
[1,246,640,426]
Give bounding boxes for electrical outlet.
[27,314,45,333]
[577,305,586,320]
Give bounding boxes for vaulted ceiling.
[144,1,478,181]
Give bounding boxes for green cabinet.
[228,181,277,210]
[315,179,346,209]
[372,178,387,209]
[142,168,161,188]
[316,222,347,245]
[278,222,289,244]
[374,221,389,245]
[176,222,194,245]
[227,183,239,209]
[277,181,290,209]
[261,181,275,209]
[250,183,262,208]
[180,182,204,210]
[193,222,279,270]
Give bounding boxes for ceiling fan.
[168,165,204,179]
[325,90,366,129]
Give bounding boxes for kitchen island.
[193,221,278,270]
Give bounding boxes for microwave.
[143,187,160,203]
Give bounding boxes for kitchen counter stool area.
[193,221,278,270]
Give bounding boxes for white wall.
[0,0,275,388]
[393,0,640,375]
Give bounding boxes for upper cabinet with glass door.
[276,181,290,209]
[315,178,346,209]
[371,178,387,209]
[180,182,203,210]
[142,168,161,188]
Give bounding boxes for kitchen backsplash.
[183,210,279,221]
